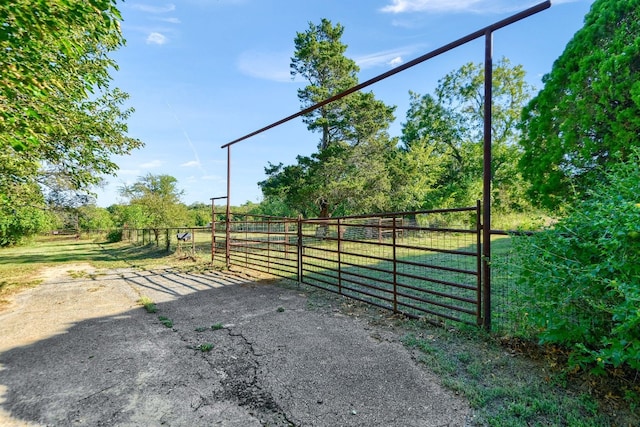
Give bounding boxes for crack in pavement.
[219,327,297,426]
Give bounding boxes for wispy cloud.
[237,45,422,79]
[389,57,404,67]
[380,0,546,14]
[181,160,201,167]
[236,50,296,82]
[200,175,223,181]
[129,2,179,45]
[186,174,223,183]
[183,0,248,6]
[139,160,164,169]
[146,32,168,45]
[355,46,418,69]
[154,17,181,24]
[165,101,209,177]
[131,3,176,14]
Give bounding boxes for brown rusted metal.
[483,29,493,331]
[476,200,483,326]
[225,147,231,269]
[210,196,227,263]
[226,207,482,326]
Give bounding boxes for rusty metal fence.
[213,216,299,279]
[213,205,483,327]
[122,226,214,256]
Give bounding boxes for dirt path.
[0,264,470,426]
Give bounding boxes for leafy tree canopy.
[291,18,395,151]
[0,0,142,242]
[400,58,534,211]
[519,0,640,209]
[119,174,188,230]
[263,18,397,217]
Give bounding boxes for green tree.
[0,0,143,243]
[292,19,396,151]
[108,204,148,229]
[261,19,397,217]
[292,19,358,151]
[399,58,534,211]
[514,150,640,372]
[187,202,211,227]
[78,205,114,232]
[1,0,124,150]
[0,183,54,246]
[519,0,640,210]
[119,174,188,242]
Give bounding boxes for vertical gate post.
[392,216,398,313]
[245,216,249,268]
[225,146,232,269]
[476,200,483,326]
[191,227,195,256]
[211,197,216,264]
[267,217,271,274]
[482,29,493,331]
[210,196,228,264]
[297,215,303,283]
[337,218,342,294]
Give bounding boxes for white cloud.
[354,47,416,69]
[155,17,181,24]
[237,50,302,82]
[551,0,581,4]
[146,32,168,45]
[389,56,404,67]
[200,175,223,181]
[380,0,543,14]
[183,0,247,5]
[139,160,164,168]
[181,160,201,167]
[131,3,176,13]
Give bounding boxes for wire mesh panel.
[153,207,485,327]
[299,207,481,326]
[225,214,299,280]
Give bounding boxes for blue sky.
[97,0,595,208]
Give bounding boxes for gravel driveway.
[0,263,470,426]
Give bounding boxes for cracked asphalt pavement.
[0,264,470,426]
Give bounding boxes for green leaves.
[263,18,397,217]
[514,150,640,372]
[119,174,188,230]
[400,58,533,212]
[519,0,640,209]
[0,1,142,244]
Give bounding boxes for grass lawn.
[0,234,214,305]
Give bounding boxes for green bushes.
[106,229,122,243]
[514,153,640,373]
